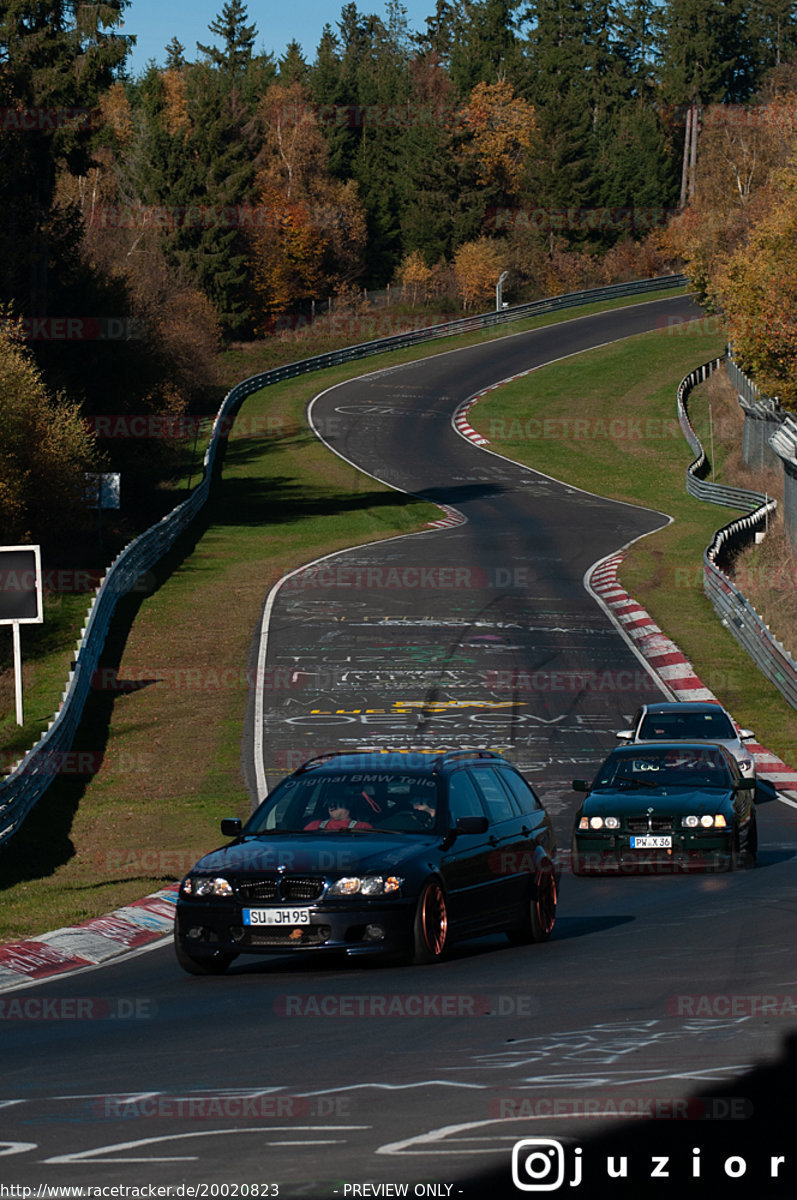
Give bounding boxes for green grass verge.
[468,322,797,768]
[0,285,689,942]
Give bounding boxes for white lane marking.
[380,1111,700,1158]
[295,1081,485,1096]
[0,1143,37,1156]
[43,1126,370,1165]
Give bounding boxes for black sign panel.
[0,547,42,623]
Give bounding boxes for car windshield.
[245,772,442,834]
[594,747,733,790]
[638,710,735,741]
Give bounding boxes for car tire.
[174,931,237,976]
[507,870,557,944]
[737,816,758,869]
[411,879,449,964]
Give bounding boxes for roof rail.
[291,752,349,774]
[433,749,504,770]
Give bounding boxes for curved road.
[3,297,797,1199]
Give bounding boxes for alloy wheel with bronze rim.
[412,879,449,963]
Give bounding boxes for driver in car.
[304,786,374,831]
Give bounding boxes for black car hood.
[583,787,735,814]
[190,833,437,877]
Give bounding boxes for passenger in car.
[304,801,373,830]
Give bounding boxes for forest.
[1,0,797,550]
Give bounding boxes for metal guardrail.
[704,556,797,710]
[677,358,773,512]
[0,273,687,845]
[677,357,797,711]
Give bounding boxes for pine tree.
[659,0,755,107]
[0,0,131,314]
[165,36,187,70]
[415,0,465,64]
[279,40,309,84]
[123,62,255,335]
[449,0,524,95]
[197,0,257,74]
[659,0,756,207]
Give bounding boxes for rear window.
[639,710,735,741]
[499,768,543,813]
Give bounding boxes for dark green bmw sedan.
[571,742,757,874]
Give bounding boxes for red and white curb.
[452,368,538,448]
[453,397,491,446]
[590,553,797,798]
[426,503,466,530]
[0,885,178,993]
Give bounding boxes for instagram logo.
[512,1138,581,1191]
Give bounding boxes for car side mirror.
[572,780,589,792]
[740,729,755,741]
[221,817,243,838]
[455,815,489,835]
[615,730,632,741]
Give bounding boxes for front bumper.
[572,831,733,873]
[175,898,414,957]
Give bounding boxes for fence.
[725,351,784,472]
[677,357,797,711]
[0,274,688,845]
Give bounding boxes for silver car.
[616,701,756,781]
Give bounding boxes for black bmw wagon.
[174,749,558,973]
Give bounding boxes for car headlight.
[328,875,403,896]
[181,876,233,897]
[604,816,620,830]
[682,815,727,829]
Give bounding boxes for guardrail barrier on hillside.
[677,358,773,513]
[0,274,686,845]
[677,357,797,712]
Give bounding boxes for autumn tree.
[665,89,797,300]
[250,82,366,321]
[714,158,797,407]
[0,323,98,547]
[396,249,434,303]
[459,79,537,201]
[453,236,505,308]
